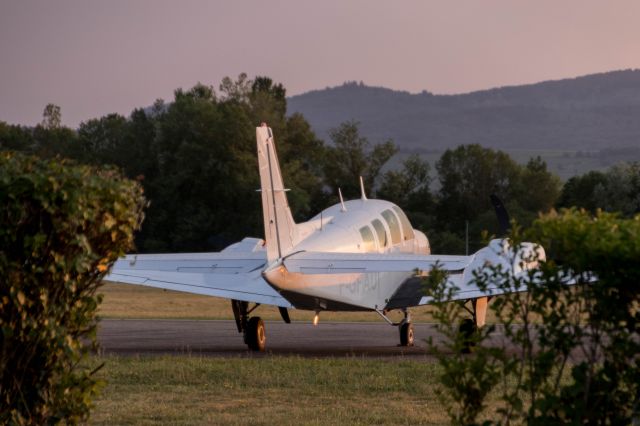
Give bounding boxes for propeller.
[490,194,511,236]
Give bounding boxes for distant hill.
[288,70,640,154]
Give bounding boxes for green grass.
[90,355,452,425]
[98,283,518,324]
[98,283,439,323]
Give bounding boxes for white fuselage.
[295,199,429,255]
[262,198,430,311]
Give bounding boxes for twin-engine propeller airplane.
[106,124,544,351]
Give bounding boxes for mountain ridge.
[287,69,640,152]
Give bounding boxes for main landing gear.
[246,317,266,351]
[459,296,489,353]
[231,300,265,351]
[231,300,291,351]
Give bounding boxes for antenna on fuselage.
[359,176,367,201]
[338,188,347,212]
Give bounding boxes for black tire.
[459,318,477,354]
[246,317,266,352]
[399,322,414,347]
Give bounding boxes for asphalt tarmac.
[97,319,448,359]
[98,319,601,364]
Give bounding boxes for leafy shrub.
[427,209,640,424]
[0,152,145,424]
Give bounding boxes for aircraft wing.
[104,238,292,308]
[282,240,542,309]
[283,251,472,274]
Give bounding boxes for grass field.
[98,283,517,324]
[90,355,460,425]
[98,283,439,323]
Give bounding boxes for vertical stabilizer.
[256,125,298,262]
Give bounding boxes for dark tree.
[324,121,398,199]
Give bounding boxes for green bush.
[0,152,145,424]
[426,209,640,424]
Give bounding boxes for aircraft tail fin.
[256,125,298,262]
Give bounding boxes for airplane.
[105,124,544,351]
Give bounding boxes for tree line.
[1,74,639,254]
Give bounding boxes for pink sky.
[1,0,639,128]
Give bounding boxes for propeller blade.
[490,194,510,236]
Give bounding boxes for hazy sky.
[1,1,639,127]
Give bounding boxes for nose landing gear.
[377,308,414,347]
[398,309,414,346]
[399,321,414,346]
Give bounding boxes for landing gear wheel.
[459,318,477,354]
[399,322,414,347]
[246,317,266,352]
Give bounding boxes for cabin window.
[381,209,401,245]
[359,226,376,252]
[392,206,415,240]
[371,219,388,248]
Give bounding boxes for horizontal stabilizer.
[105,247,292,308]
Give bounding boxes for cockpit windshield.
[392,206,415,240]
[381,209,401,244]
